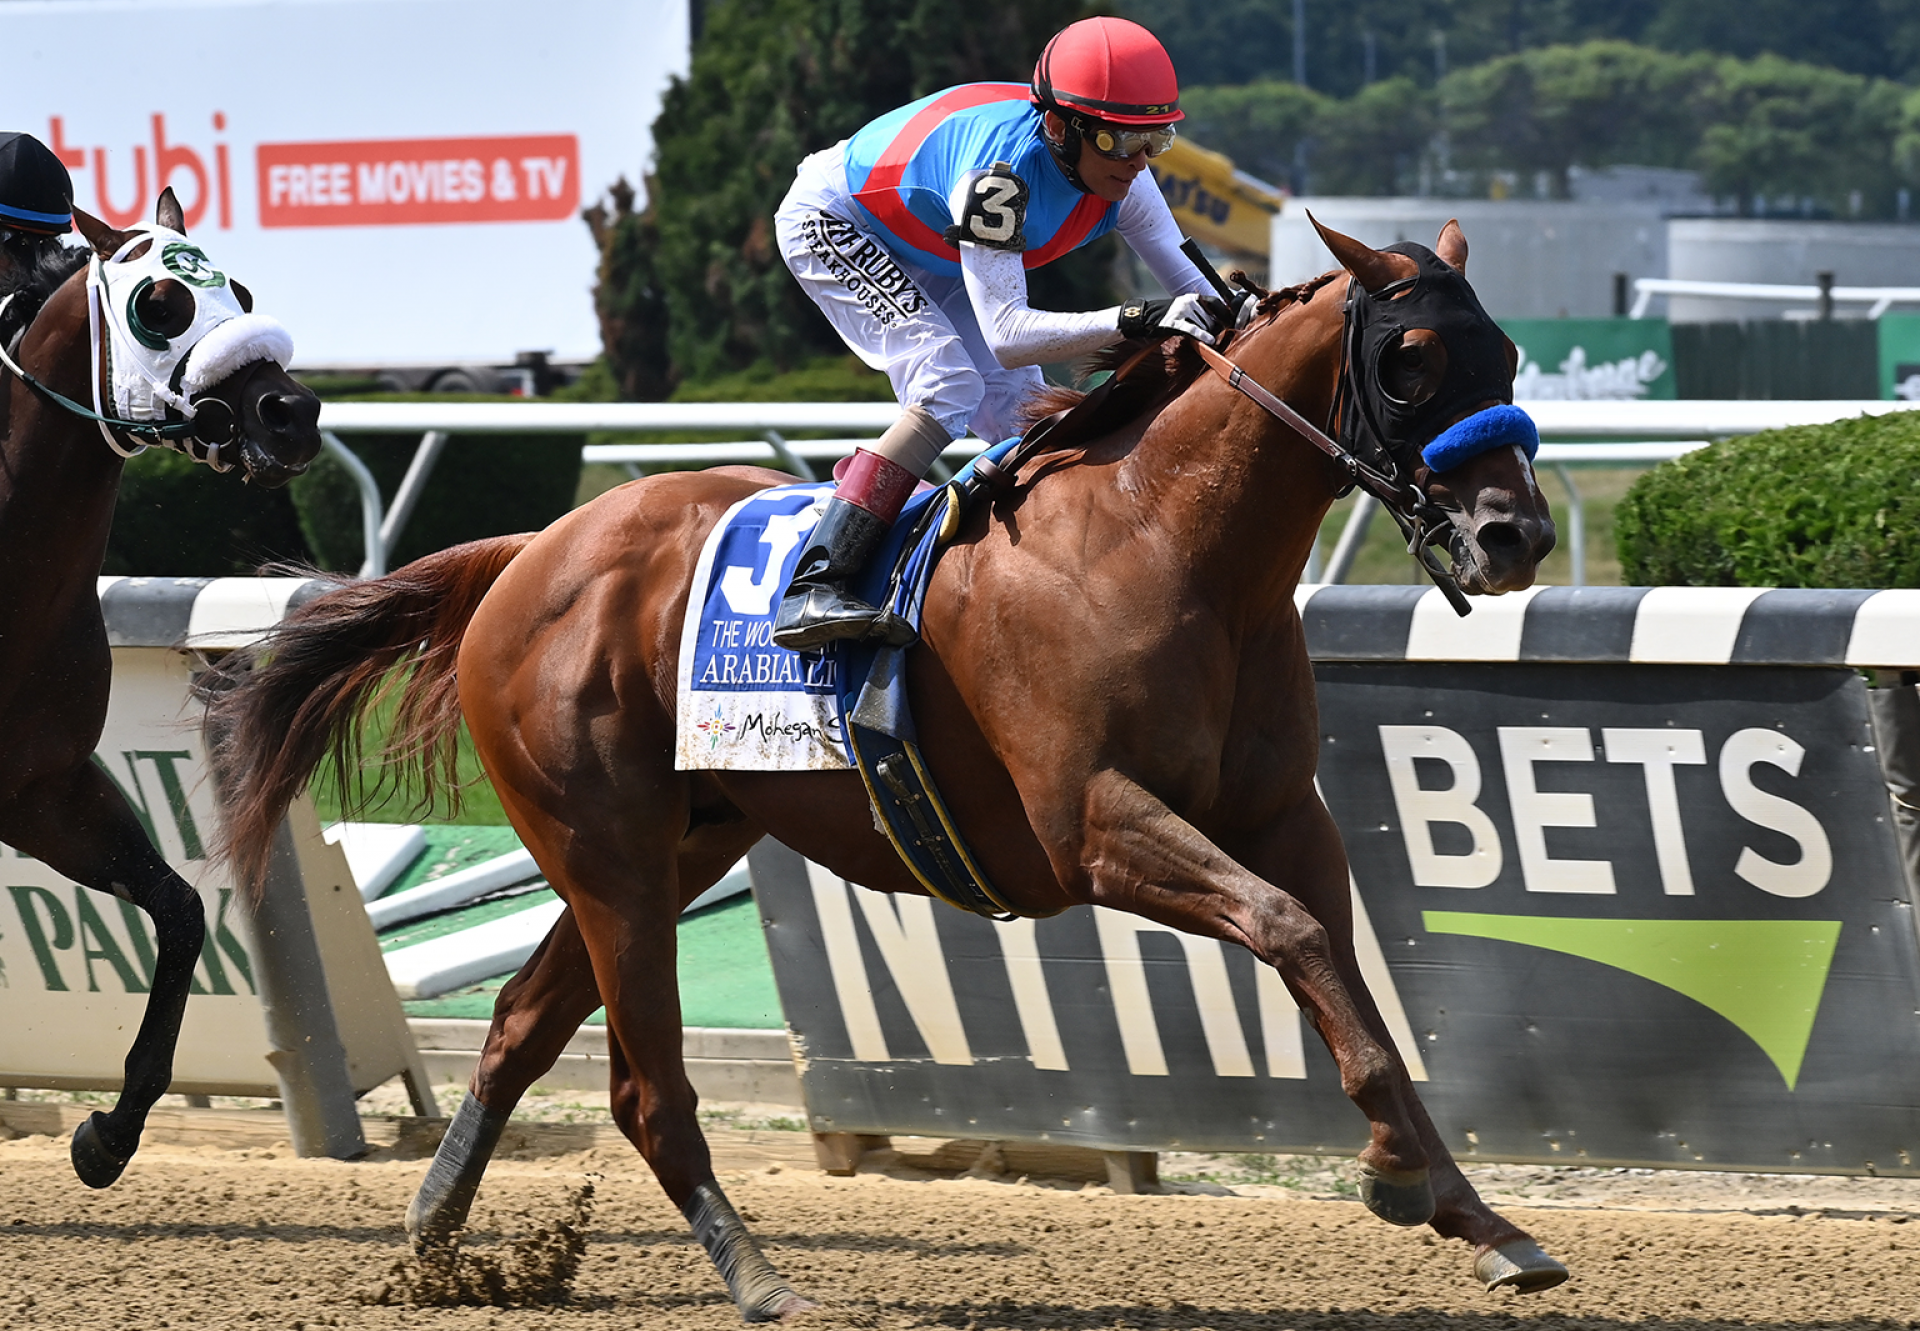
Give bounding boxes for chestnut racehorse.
[0,189,321,1186]
[205,220,1561,1320]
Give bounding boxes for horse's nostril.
[1476,522,1529,559]
[258,393,294,432]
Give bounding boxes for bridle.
[0,289,228,461]
[960,246,1528,617]
[0,226,289,472]
[1192,280,1478,615]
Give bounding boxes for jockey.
[0,132,74,282]
[772,16,1233,651]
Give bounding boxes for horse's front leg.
[1231,794,1569,1293]
[1065,770,1433,1217]
[0,760,206,1186]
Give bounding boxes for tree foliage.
[104,449,310,576]
[591,0,1100,397]
[1179,38,1911,217]
[1311,78,1439,196]
[1117,0,1920,97]
[1439,42,1708,193]
[1179,80,1328,190]
[1693,57,1905,215]
[1181,77,1435,195]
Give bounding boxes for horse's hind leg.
[407,829,762,1250]
[602,1020,809,1322]
[412,774,803,1317]
[0,761,206,1186]
[406,909,602,1246]
[552,830,808,1323]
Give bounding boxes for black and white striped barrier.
[753,584,1920,1175]
[89,579,1920,1171]
[0,579,434,1144]
[1290,584,1920,667]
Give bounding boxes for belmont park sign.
[753,586,1920,1175]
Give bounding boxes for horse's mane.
[0,242,90,349]
[1014,271,1344,455]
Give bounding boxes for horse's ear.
[1436,219,1468,275]
[155,187,186,234]
[1308,211,1416,294]
[70,206,120,256]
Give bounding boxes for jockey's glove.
[1118,291,1218,345]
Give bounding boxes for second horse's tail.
[198,533,535,898]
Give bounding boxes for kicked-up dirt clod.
[370,1179,596,1308]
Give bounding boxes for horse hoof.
[1475,1239,1570,1293]
[1356,1164,1435,1227]
[71,1112,131,1189]
[744,1290,816,1322]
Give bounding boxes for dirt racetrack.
[2,1114,1918,1331]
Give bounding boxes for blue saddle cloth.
[679,438,1022,917]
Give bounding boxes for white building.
[1272,199,1920,323]
[1270,199,1666,320]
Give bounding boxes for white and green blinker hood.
[88,224,294,461]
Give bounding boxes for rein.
[1193,317,1474,616]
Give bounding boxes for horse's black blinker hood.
[1336,242,1511,481]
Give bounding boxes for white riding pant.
[774,145,1045,454]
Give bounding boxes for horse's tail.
[198,533,535,900]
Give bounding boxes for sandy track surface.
[3,1117,1918,1331]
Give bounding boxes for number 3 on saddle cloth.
[673,438,1027,920]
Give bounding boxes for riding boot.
[773,448,919,651]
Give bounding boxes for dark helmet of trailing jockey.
[0,133,74,238]
[1336,242,1516,480]
[1031,17,1181,191]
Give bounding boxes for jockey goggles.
[1078,118,1177,160]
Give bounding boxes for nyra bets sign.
[751,660,1920,1174]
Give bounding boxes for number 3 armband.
[945,162,1029,252]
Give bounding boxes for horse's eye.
[128,277,195,348]
[232,280,254,314]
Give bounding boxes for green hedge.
[1616,411,1920,587]
[104,447,312,576]
[293,395,583,572]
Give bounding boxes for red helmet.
[1031,17,1183,127]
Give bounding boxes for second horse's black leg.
[0,760,209,1187]
[69,866,206,1186]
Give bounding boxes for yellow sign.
[1148,138,1285,257]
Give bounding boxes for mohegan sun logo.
[695,710,735,751]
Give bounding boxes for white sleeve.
[952,176,1123,369]
[1115,174,1212,299]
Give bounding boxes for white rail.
[1630,277,1920,320]
[316,400,1920,582]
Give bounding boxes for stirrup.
[772,585,885,652]
[865,610,917,648]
